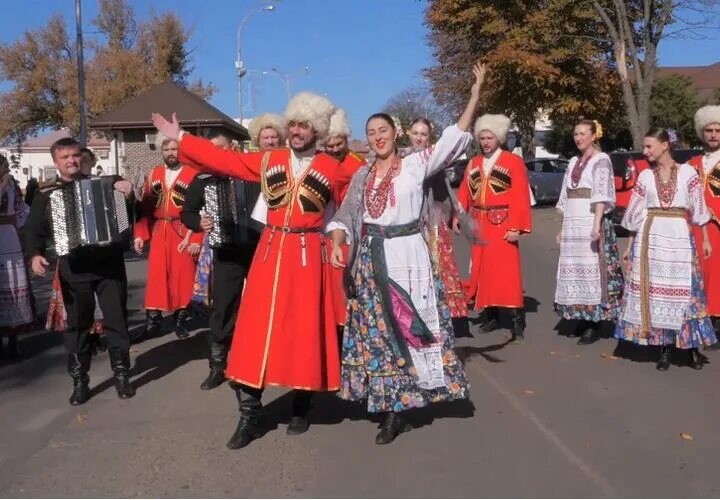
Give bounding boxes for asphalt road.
[1,207,719,498]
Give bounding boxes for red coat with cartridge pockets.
[179,134,356,390]
[457,151,532,310]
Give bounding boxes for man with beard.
[691,105,720,344]
[25,137,136,404]
[134,134,203,339]
[152,92,357,449]
[181,130,261,390]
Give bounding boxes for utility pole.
[75,0,88,147]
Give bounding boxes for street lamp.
[262,66,310,100]
[236,3,275,123]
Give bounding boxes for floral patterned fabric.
[46,264,103,334]
[555,217,624,322]
[429,219,468,318]
[615,232,717,348]
[339,235,470,414]
[191,236,212,308]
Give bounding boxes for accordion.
[48,176,132,256]
[204,177,262,248]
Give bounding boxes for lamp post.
[236,3,275,123]
[75,0,87,147]
[262,66,310,100]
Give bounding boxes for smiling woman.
[326,61,485,446]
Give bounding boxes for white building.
[0,128,119,189]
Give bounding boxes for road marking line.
[472,362,617,497]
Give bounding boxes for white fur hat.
[284,92,336,140]
[248,113,285,146]
[154,132,177,150]
[474,114,512,144]
[694,105,720,140]
[327,108,351,139]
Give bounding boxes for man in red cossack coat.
[456,114,532,342]
[134,135,204,339]
[152,92,358,450]
[323,108,365,331]
[690,105,720,346]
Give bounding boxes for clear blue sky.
[1,0,718,139]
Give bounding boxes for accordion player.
[48,176,133,256]
[203,177,262,248]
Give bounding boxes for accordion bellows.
[204,178,261,248]
[49,176,132,256]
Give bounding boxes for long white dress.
[330,125,472,336]
[554,152,622,321]
[329,124,472,413]
[616,164,717,348]
[0,177,34,331]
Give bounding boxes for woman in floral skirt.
[328,62,483,445]
[554,119,624,345]
[616,127,717,370]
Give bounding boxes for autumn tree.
[424,0,622,159]
[591,0,720,148]
[0,0,214,141]
[382,87,450,147]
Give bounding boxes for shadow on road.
[95,331,208,396]
[259,389,475,433]
[612,339,704,368]
[455,338,512,364]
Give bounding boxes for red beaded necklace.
[653,164,678,209]
[365,157,401,219]
[570,149,595,188]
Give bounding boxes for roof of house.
[657,62,720,102]
[10,128,111,151]
[90,80,249,140]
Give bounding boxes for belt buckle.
[282,226,291,234]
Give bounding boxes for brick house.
[90,81,249,190]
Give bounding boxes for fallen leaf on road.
[549,351,557,356]
[600,353,619,360]
[76,414,87,423]
[523,389,535,395]
[680,433,694,441]
[575,354,582,358]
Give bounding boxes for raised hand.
[151,112,181,142]
[470,61,487,98]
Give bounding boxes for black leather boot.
[68,353,91,405]
[226,388,264,449]
[287,391,312,435]
[109,347,136,399]
[688,348,704,370]
[577,321,600,345]
[200,341,228,390]
[375,412,411,445]
[510,308,526,343]
[142,310,162,339]
[656,345,671,371]
[174,309,190,339]
[480,308,498,333]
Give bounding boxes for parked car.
[526,158,569,204]
[610,149,702,230]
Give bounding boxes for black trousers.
[209,245,255,344]
[59,272,130,355]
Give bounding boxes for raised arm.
[152,112,263,182]
[419,62,484,178]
